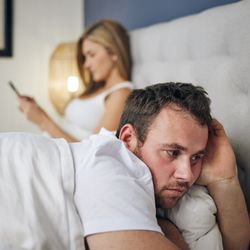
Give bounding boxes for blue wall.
[85,0,240,30]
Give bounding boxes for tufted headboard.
[130,0,250,213]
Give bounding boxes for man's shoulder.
[75,129,151,180]
[89,128,120,149]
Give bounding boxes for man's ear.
[118,124,138,152]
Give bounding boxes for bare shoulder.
[104,88,131,108]
[107,87,132,99]
[86,230,180,250]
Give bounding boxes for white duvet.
[158,185,223,250]
[0,133,84,250]
[0,132,222,250]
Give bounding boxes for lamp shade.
[48,42,85,115]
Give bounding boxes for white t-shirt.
[63,81,133,140]
[72,129,162,237]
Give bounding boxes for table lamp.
[48,42,84,115]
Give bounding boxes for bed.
[0,1,249,249]
[131,0,250,215]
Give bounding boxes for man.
[0,82,249,250]
[74,82,249,249]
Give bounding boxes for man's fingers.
[210,118,226,137]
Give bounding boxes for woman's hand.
[18,95,77,142]
[197,119,237,186]
[18,96,48,127]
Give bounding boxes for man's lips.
[164,187,187,197]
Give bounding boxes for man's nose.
[174,160,194,183]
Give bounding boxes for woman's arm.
[94,88,131,133]
[18,96,78,142]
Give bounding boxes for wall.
[0,0,83,133]
[0,0,240,133]
[85,0,240,30]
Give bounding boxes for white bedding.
[158,185,223,250]
[170,185,223,250]
[0,132,222,249]
[0,133,84,250]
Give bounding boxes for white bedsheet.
[158,185,223,250]
[0,133,84,250]
[0,132,224,250]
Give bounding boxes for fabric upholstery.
[130,0,250,213]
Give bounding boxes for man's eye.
[191,154,204,163]
[167,150,180,158]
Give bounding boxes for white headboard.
[130,0,250,213]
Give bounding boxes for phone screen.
[8,81,20,96]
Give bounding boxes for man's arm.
[158,219,190,250]
[86,230,180,250]
[207,176,249,250]
[198,119,250,250]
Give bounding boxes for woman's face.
[82,39,117,83]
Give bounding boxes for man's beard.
[155,182,189,208]
[133,143,189,209]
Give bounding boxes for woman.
[18,19,133,142]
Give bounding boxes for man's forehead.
[152,106,195,127]
[147,107,208,148]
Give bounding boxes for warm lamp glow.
[48,43,85,115]
[67,76,79,92]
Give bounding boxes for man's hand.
[197,119,249,250]
[197,119,236,186]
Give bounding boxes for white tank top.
[63,81,133,139]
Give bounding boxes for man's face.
[133,107,208,208]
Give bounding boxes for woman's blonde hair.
[77,19,132,95]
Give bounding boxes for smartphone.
[8,81,20,96]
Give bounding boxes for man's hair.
[116,82,212,143]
